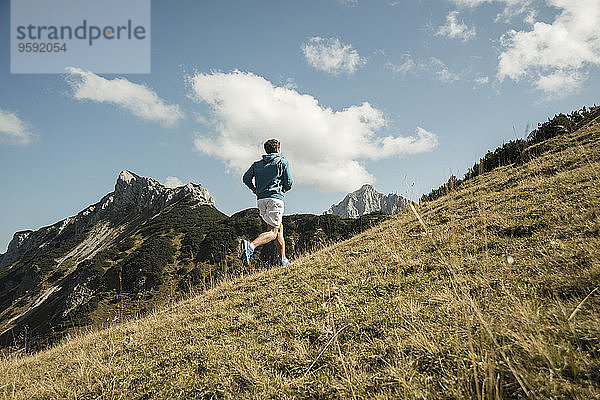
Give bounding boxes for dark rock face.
[326,184,410,218]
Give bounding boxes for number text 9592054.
[18,42,67,52]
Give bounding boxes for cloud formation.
[336,0,358,5]
[436,11,476,41]
[188,71,438,192]
[385,54,416,79]
[302,37,366,75]
[0,107,36,145]
[497,0,600,97]
[387,55,461,83]
[65,67,184,127]
[427,58,462,83]
[452,0,600,97]
[164,176,185,188]
[451,0,535,21]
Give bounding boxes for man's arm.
[242,164,256,193]
[281,159,293,193]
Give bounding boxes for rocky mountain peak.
[114,170,143,194]
[117,170,138,185]
[110,170,214,212]
[0,171,215,270]
[326,184,410,219]
[358,184,376,192]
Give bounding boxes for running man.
[241,139,293,268]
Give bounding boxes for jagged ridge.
[326,184,410,218]
[0,170,214,270]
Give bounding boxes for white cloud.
[164,176,185,188]
[387,54,461,83]
[0,107,36,145]
[534,70,585,97]
[302,37,366,75]
[284,77,298,90]
[451,0,525,7]
[497,0,600,97]
[451,0,535,21]
[427,57,461,83]
[385,54,416,78]
[65,67,184,127]
[473,76,491,90]
[436,11,476,41]
[452,0,489,4]
[188,71,438,192]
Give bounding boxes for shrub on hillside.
[421,104,600,203]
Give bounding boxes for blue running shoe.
[240,240,254,267]
[280,258,292,267]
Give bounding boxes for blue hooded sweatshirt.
[242,153,293,200]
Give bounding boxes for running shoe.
[240,240,254,267]
[280,258,292,267]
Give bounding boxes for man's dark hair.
[264,139,280,154]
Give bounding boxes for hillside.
[0,115,599,399]
[0,172,387,352]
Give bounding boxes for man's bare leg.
[251,225,279,248]
[275,222,287,261]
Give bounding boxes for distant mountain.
[326,184,410,218]
[0,171,387,351]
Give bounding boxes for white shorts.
[257,198,284,228]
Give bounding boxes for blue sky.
[1,0,599,252]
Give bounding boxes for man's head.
[264,139,280,154]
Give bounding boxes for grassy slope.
[0,121,599,399]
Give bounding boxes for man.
[241,138,293,268]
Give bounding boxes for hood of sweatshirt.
[262,153,281,164]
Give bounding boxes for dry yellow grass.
[0,120,599,399]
